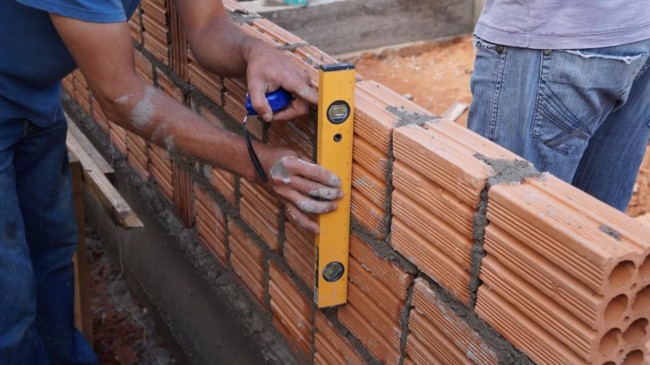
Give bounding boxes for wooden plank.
[70,158,94,345]
[67,134,144,229]
[65,113,115,182]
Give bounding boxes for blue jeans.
[0,116,97,364]
[468,37,650,211]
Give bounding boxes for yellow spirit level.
[314,63,355,308]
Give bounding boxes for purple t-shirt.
[475,0,650,49]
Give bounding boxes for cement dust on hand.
[297,199,333,214]
[309,187,341,200]
[270,157,291,184]
[296,159,342,187]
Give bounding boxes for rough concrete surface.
[250,0,475,54]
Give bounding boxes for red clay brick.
[172,163,193,227]
[74,90,91,116]
[392,189,472,271]
[239,179,281,251]
[483,175,650,364]
[109,122,128,155]
[194,185,227,264]
[149,144,173,202]
[128,5,142,45]
[407,279,498,365]
[268,115,316,161]
[338,301,401,365]
[391,216,471,305]
[250,18,308,48]
[488,177,643,297]
[353,136,389,183]
[141,0,169,64]
[188,50,223,106]
[393,125,485,206]
[349,235,412,300]
[269,263,313,360]
[392,160,474,237]
[476,285,586,365]
[352,162,387,209]
[339,255,405,364]
[134,51,153,83]
[229,220,265,307]
[210,167,236,207]
[125,131,149,181]
[480,254,599,361]
[348,256,403,320]
[354,81,398,154]
[156,70,184,102]
[405,334,446,365]
[283,220,314,288]
[351,191,385,239]
[90,97,110,134]
[62,75,74,96]
[314,311,365,365]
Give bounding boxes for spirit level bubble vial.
[314,63,355,308]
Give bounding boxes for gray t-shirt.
[474,0,650,49]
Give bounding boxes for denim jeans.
[468,37,650,211]
[0,116,97,364]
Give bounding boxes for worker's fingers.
[257,149,341,232]
[282,75,318,105]
[271,98,309,122]
[275,156,341,188]
[247,81,274,122]
[285,203,319,233]
[271,174,343,200]
[274,183,337,214]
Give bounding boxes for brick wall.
[63,1,650,363]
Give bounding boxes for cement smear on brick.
[600,224,622,241]
[475,153,544,186]
[387,105,438,127]
[227,9,260,24]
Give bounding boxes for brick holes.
[598,328,621,357]
[622,318,648,344]
[639,254,650,279]
[604,294,629,323]
[608,260,635,289]
[620,350,643,365]
[631,285,650,312]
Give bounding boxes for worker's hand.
[245,40,318,122]
[257,146,342,233]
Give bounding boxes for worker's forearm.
[106,84,259,181]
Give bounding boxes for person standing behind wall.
[467,0,650,211]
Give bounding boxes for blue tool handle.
[245,88,292,116]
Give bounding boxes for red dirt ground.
[87,229,174,365]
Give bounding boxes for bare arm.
[173,0,318,122]
[50,15,339,232]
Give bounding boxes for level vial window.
[327,101,350,124]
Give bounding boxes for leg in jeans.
[572,59,650,210]
[0,114,97,364]
[468,37,650,210]
[0,118,48,365]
